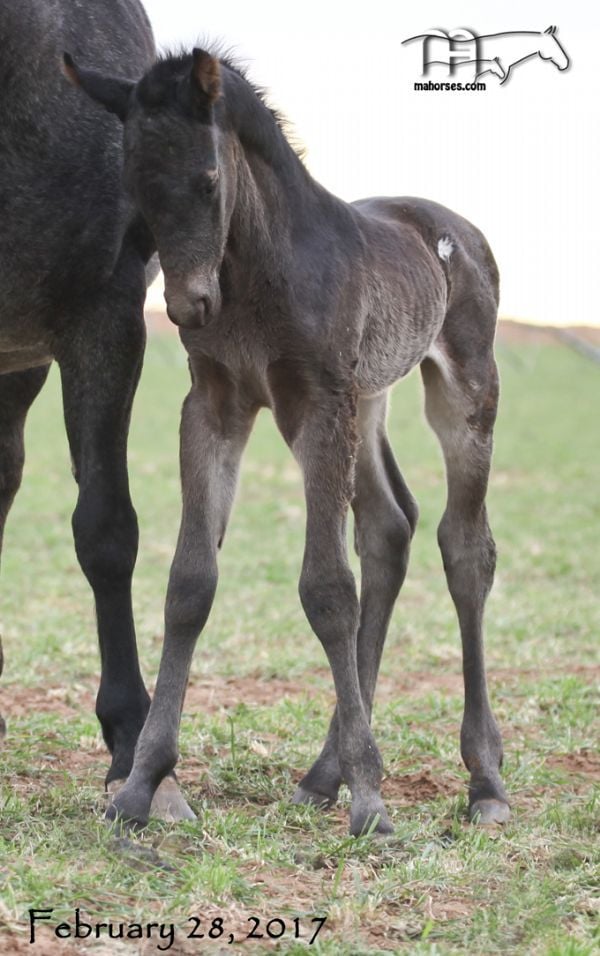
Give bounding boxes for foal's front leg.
[106,370,255,828]
[293,397,393,836]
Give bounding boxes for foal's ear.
[62,53,134,122]
[544,25,557,35]
[191,49,221,104]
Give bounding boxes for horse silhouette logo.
[403,26,570,86]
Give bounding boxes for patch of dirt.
[383,768,462,804]
[545,749,600,780]
[2,662,598,726]
[183,675,314,713]
[0,682,95,719]
[183,669,464,714]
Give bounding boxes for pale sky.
[142,0,599,327]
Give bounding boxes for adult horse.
[0,0,190,819]
[67,47,510,835]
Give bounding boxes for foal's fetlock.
[105,779,155,831]
[461,724,509,823]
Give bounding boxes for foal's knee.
[299,566,359,646]
[165,564,218,638]
[72,491,138,590]
[378,506,412,565]
[356,502,412,580]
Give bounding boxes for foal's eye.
[194,170,219,196]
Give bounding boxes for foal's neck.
[221,62,351,287]
[228,147,308,271]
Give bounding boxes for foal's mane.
[139,43,307,170]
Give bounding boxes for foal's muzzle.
[164,275,220,329]
[166,296,210,329]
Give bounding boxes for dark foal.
[69,48,510,835]
[0,1,192,818]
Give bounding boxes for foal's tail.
[435,223,500,314]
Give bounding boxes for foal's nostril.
[189,295,211,325]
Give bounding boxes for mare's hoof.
[107,777,196,823]
[470,798,511,825]
[291,785,337,810]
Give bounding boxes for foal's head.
[64,50,235,328]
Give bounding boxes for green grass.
[0,336,598,954]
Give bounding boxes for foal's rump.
[352,196,499,395]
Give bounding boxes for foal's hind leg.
[0,365,50,742]
[293,393,417,808]
[421,336,509,824]
[288,393,393,835]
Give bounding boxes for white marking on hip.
[437,236,454,261]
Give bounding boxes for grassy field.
[0,334,598,954]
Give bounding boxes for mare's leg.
[420,329,509,824]
[55,251,190,817]
[106,361,256,828]
[293,393,417,808]
[0,365,50,741]
[290,393,392,835]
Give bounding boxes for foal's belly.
[351,202,449,395]
[354,302,446,395]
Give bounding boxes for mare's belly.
[0,346,53,375]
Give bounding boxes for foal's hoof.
[292,785,337,810]
[470,798,511,825]
[350,800,394,838]
[150,777,196,822]
[107,777,196,823]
